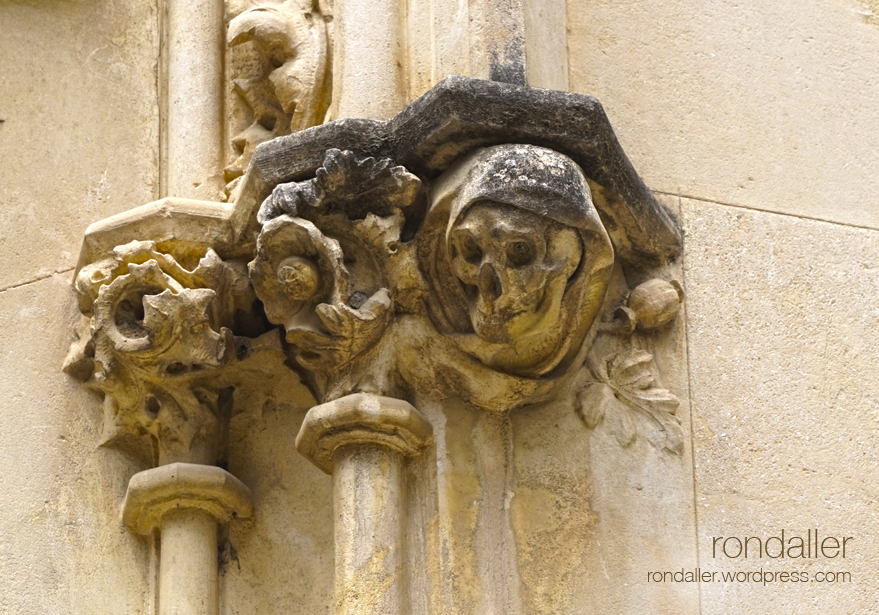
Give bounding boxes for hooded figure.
[418,144,615,379]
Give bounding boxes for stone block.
[568,0,879,229]
[682,198,879,613]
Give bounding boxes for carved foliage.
[225,0,333,199]
[65,241,256,465]
[578,348,683,453]
[247,145,678,414]
[577,278,686,454]
[249,149,420,395]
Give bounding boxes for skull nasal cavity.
[478,263,503,300]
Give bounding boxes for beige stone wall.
[568,0,879,611]
[0,0,159,612]
[568,0,879,229]
[2,0,877,613]
[682,201,879,613]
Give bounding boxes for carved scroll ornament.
[225,0,333,200]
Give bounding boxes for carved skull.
[449,201,582,343]
[423,143,615,379]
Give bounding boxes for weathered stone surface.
[221,378,335,615]
[58,67,691,614]
[329,0,407,120]
[66,239,262,466]
[405,0,569,97]
[682,199,879,613]
[121,465,250,615]
[74,198,238,273]
[250,142,642,410]
[122,463,253,534]
[296,394,433,615]
[164,0,225,201]
[296,393,433,473]
[0,0,159,290]
[238,76,682,269]
[0,274,150,614]
[5,0,879,612]
[420,144,614,380]
[568,0,879,229]
[224,0,332,200]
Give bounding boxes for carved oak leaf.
[577,348,683,454]
[141,289,230,370]
[259,149,422,222]
[286,288,392,374]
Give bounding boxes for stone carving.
[123,463,254,615]
[421,145,614,379]
[250,148,419,399]
[246,144,622,411]
[246,141,686,444]
[66,76,689,615]
[577,278,686,453]
[578,346,683,452]
[225,0,333,200]
[63,239,274,465]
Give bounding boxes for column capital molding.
[121,463,253,535]
[296,393,433,474]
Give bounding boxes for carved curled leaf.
[258,181,322,222]
[579,348,684,454]
[289,288,392,371]
[607,349,657,389]
[249,215,348,335]
[77,241,249,319]
[69,243,255,465]
[259,149,422,223]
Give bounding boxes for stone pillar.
[331,0,407,119]
[165,0,225,200]
[296,394,433,615]
[406,0,568,98]
[122,463,253,615]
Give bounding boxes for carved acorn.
[625,279,684,331]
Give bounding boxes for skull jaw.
[468,274,564,346]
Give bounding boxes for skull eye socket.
[456,234,483,265]
[506,240,534,268]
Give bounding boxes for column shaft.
[158,508,220,615]
[166,0,225,199]
[333,445,406,615]
[332,0,407,119]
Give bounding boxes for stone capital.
[121,463,253,535]
[295,393,433,474]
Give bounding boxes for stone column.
[296,393,433,615]
[407,0,568,98]
[331,0,407,119]
[122,463,253,615]
[165,0,225,200]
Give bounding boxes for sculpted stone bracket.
[236,76,681,269]
[65,75,687,613]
